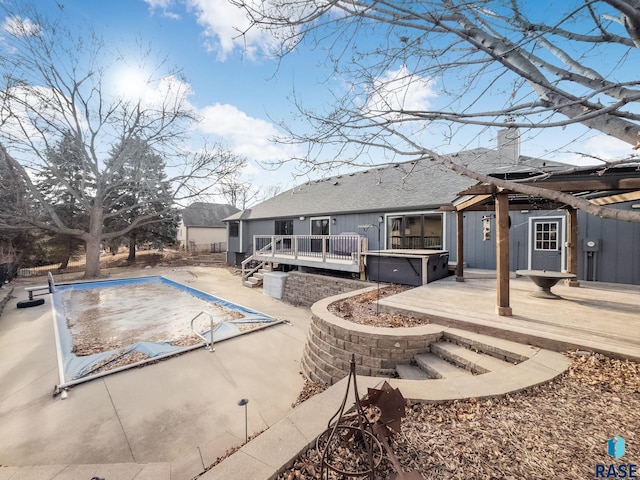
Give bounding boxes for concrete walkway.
[0,266,312,480]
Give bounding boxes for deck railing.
[253,234,366,265]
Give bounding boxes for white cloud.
[561,134,638,165]
[143,0,182,19]
[195,102,299,163]
[184,0,281,61]
[1,16,40,37]
[364,65,437,118]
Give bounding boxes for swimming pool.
[51,276,279,396]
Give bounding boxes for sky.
[2,0,638,198]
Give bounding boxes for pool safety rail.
[190,310,226,352]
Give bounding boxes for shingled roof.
[225,148,566,221]
[182,202,240,227]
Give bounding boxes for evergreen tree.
[37,132,89,269]
[104,137,178,263]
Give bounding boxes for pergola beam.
[460,178,640,195]
[589,190,640,205]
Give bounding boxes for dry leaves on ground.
[278,352,640,479]
[292,377,328,408]
[328,285,429,328]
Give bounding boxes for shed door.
[530,218,563,271]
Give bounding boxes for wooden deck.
[252,234,365,273]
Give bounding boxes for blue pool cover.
[51,276,275,382]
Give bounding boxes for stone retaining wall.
[281,271,369,307]
[301,287,443,385]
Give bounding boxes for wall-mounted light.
[378,215,384,223]
[299,216,306,221]
[332,218,336,225]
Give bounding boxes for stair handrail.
[241,254,265,283]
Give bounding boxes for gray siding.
[462,206,640,285]
[444,213,457,263]
[462,210,562,271]
[578,202,640,285]
[462,211,497,269]
[228,204,640,285]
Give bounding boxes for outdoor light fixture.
[332,218,337,225]
[238,398,249,443]
[378,216,384,223]
[299,216,306,221]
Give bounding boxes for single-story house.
[178,202,240,253]
[224,129,640,287]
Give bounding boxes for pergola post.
[455,210,465,282]
[495,193,512,316]
[565,207,580,287]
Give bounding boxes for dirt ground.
[278,288,640,480]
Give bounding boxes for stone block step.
[430,341,514,374]
[443,330,537,363]
[242,280,261,288]
[396,364,431,380]
[414,353,474,379]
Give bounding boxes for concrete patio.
[378,270,640,362]
[0,266,638,479]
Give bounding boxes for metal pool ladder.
[190,311,219,352]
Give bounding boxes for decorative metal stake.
[317,354,382,479]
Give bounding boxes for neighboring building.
[224,130,640,286]
[178,202,240,252]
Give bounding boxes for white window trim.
[310,216,331,235]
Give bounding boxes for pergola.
[451,166,640,316]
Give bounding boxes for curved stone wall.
[302,287,443,385]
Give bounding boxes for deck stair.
[242,264,277,288]
[396,330,538,381]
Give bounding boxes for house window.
[387,214,443,250]
[534,222,558,250]
[229,221,239,237]
[275,219,293,249]
[275,219,293,236]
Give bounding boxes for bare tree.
[233,0,640,221]
[216,174,283,209]
[0,3,242,277]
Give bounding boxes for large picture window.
[387,214,443,250]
